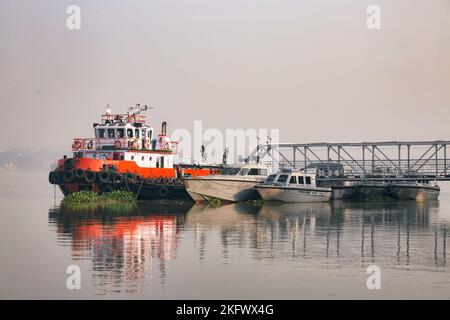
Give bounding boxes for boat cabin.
[264,171,318,188]
[221,163,271,177]
[70,105,177,169]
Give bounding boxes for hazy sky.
[1,0,449,151]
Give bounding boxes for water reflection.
[48,200,449,294]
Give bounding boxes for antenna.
[128,103,154,116]
[223,147,229,165]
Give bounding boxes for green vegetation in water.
[62,190,137,211]
[246,199,266,207]
[208,198,224,207]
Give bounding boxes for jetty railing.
[246,141,450,181]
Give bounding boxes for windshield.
[276,174,289,184]
[221,167,241,175]
[264,175,276,185]
[238,168,250,176]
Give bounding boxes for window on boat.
[141,129,146,138]
[117,129,125,138]
[107,129,115,138]
[259,169,268,176]
[265,175,276,184]
[135,129,140,138]
[247,168,259,175]
[148,130,152,139]
[127,129,133,138]
[305,176,312,184]
[289,176,297,184]
[98,129,105,138]
[222,167,241,175]
[298,176,304,184]
[277,174,289,184]
[239,168,250,176]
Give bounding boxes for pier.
[247,140,450,182]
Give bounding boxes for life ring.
[163,142,170,151]
[87,141,93,150]
[128,139,137,149]
[114,140,121,150]
[72,140,82,150]
[158,186,169,198]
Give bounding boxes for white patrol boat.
[184,163,271,202]
[256,170,332,203]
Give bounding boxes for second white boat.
[256,170,332,203]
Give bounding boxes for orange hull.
[57,158,218,178]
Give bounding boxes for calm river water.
[1,171,450,299]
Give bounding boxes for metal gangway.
[246,141,450,181]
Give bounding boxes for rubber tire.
[49,171,56,184]
[158,186,169,198]
[63,158,74,170]
[99,170,111,183]
[53,171,61,184]
[62,170,75,183]
[75,169,84,179]
[85,171,96,183]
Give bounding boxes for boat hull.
[50,157,220,201]
[184,178,262,202]
[388,184,440,201]
[256,186,332,203]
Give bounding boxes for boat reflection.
[49,202,192,293]
[48,200,448,294]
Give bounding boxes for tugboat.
[48,104,220,200]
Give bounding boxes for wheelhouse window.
[148,130,152,139]
[98,129,105,138]
[289,176,297,184]
[222,167,241,175]
[305,176,312,184]
[135,129,140,138]
[239,168,250,176]
[127,129,133,138]
[142,129,146,138]
[117,129,125,138]
[298,176,304,184]
[107,129,115,138]
[247,168,259,175]
[276,174,289,184]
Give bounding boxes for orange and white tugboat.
[48,104,220,200]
